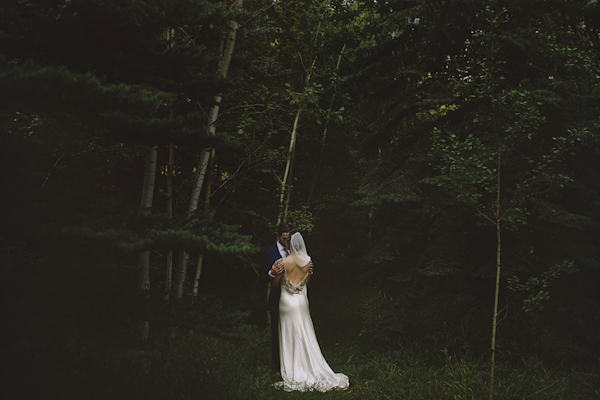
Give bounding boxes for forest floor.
[7,276,600,400]
[146,285,600,400]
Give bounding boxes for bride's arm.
[302,261,312,284]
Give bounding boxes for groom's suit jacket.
[259,244,285,312]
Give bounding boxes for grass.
[122,286,600,400]
[134,328,599,400]
[8,255,600,400]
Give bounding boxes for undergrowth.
[9,254,600,400]
[134,328,599,400]
[123,285,600,400]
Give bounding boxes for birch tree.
[165,27,176,295]
[277,9,325,224]
[136,144,157,370]
[171,0,244,301]
[164,0,244,367]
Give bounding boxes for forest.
[2,0,600,399]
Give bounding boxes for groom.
[260,223,315,371]
[259,222,291,371]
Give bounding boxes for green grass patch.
[9,255,600,400]
[132,329,599,400]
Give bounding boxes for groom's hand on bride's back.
[271,261,285,276]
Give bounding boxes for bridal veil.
[290,232,311,267]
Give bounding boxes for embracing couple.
[259,222,349,392]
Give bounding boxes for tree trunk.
[277,14,323,223]
[166,142,175,293]
[162,28,176,299]
[171,148,211,300]
[179,0,241,297]
[138,144,157,294]
[193,254,204,296]
[278,107,301,224]
[489,149,502,400]
[137,144,157,371]
[203,148,216,212]
[193,148,216,296]
[487,12,501,396]
[489,219,501,400]
[282,159,294,220]
[164,1,243,367]
[182,0,242,227]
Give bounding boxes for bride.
[271,231,349,392]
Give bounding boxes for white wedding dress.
[274,264,349,392]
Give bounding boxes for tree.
[2,0,258,369]
[424,5,590,395]
[351,0,600,374]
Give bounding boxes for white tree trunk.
[187,1,242,295]
[138,145,157,293]
[488,18,501,397]
[186,0,242,220]
[277,105,302,224]
[188,149,212,218]
[193,148,216,296]
[276,14,323,223]
[171,0,242,302]
[166,142,175,293]
[163,28,176,297]
[137,144,157,370]
[140,145,158,214]
[489,149,502,400]
[193,254,204,295]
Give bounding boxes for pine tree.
[2,0,259,371]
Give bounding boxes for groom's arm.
[259,249,283,283]
[258,252,274,283]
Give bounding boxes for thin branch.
[496,297,515,319]
[244,254,260,276]
[41,149,67,188]
[218,104,280,118]
[196,101,209,119]
[496,302,510,325]
[240,0,289,27]
[498,201,518,222]
[298,51,308,73]
[178,27,196,45]
[477,208,496,224]
[273,172,283,184]
[201,136,273,206]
